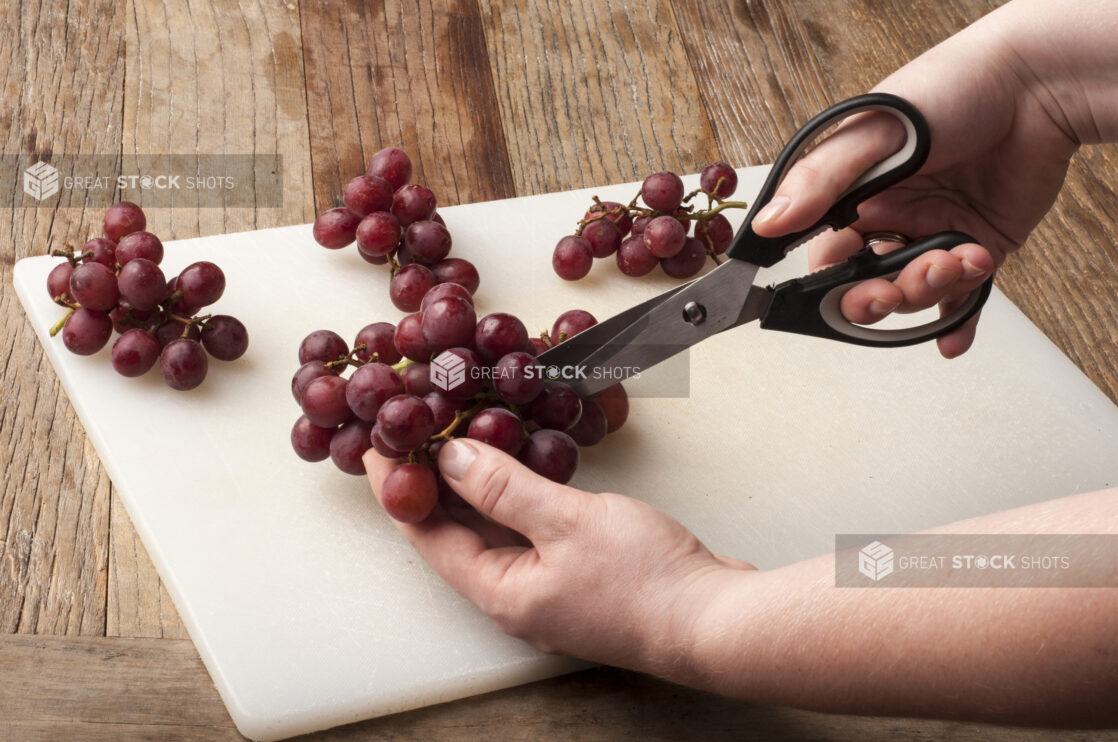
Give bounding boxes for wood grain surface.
[2,0,1116,739]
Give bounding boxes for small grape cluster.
[45,202,248,390]
[552,162,746,281]
[311,147,481,313]
[290,284,628,524]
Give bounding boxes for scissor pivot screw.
[683,301,706,325]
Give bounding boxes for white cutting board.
[13,166,1118,740]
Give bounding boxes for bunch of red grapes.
[290,287,628,524]
[552,162,744,281]
[45,201,249,390]
[311,147,480,312]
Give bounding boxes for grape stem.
[428,397,488,443]
[49,308,74,337]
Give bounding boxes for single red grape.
[343,174,394,217]
[111,328,160,377]
[432,258,479,294]
[69,261,119,311]
[401,363,435,396]
[369,424,408,458]
[700,162,738,199]
[159,338,208,390]
[376,394,435,452]
[420,282,473,312]
[581,218,621,258]
[313,207,361,249]
[345,362,405,421]
[474,312,529,364]
[552,235,593,280]
[389,264,436,313]
[493,351,545,405]
[381,463,438,523]
[643,215,686,258]
[616,236,659,276]
[291,415,335,462]
[391,184,437,227]
[330,419,374,475]
[103,201,146,242]
[421,297,476,354]
[178,261,225,308]
[585,201,632,236]
[354,322,401,364]
[424,392,468,431]
[641,171,684,212]
[661,236,707,278]
[551,309,597,343]
[529,337,550,356]
[116,231,164,266]
[200,315,249,361]
[404,220,452,264]
[467,408,524,456]
[117,258,167,311]
[594,383,629,433]
[519,429,579,484]
[47,262,73,301]
[301,374,353,427]
[567,399,607,446]
[355,211,401,257]
[298,329,348,365]
[695,213,734,255]
[292,360,332,403]
[529,382,582,431]
[393,312,431,362]
[630,215,652,236]
[81,237,117,269]
[366,147,412,191]
[62,308,113,355]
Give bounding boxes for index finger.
[752,110,906,238]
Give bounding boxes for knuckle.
[473,463,514,516]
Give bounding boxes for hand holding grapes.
[363,439,756,672]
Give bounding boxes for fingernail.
[961,259,988,280]
[753,196,790,225]
[438,439,478,481]
[869,297,900,316]
[926,264,958,289]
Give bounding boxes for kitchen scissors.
[537,93,994,398]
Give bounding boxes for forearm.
[991,0,1118,144]
[678,489,1118,725]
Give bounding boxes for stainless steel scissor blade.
[537,259,771,397]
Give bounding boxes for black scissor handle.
[726,93,931,268]
[759,231,993,347]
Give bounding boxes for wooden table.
[2,1,1115,739]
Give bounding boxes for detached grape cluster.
[45,202,248,390]
[290,287,628,524]
[311,147,480,312]
[552,162,745,281]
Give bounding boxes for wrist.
[992,0,1118,144]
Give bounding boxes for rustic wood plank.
[106,497,187,639]
[477,0,721,195]
[123,0,315,239]
[299,0,516,213]
[670,0,1118,404]
[0,634,1105,742]
[108,0,315,637]
[0,0,121,637]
